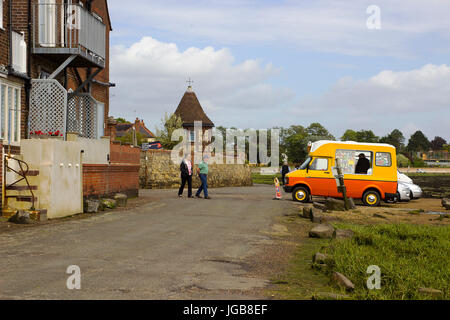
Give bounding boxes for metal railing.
[32,2,106,60]
[4,155,36,210]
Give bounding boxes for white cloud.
[289,64,450,140]
[110,37,289,130]
[109,0,450,58]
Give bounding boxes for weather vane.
[187,78,194,86]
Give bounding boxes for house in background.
[0,0,140,220]
[174,84,214,152]
[116,118,156,145]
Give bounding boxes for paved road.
[0,185,296,299]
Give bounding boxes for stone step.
[26,170,40,177]
[6,185,38,191]
[5,195,37,203]
[1,209,47,222]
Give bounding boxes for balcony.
[32,3,106,69]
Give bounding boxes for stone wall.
[140,150,253,189]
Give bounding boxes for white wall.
[67,134,110,164]
[20,139,83,219]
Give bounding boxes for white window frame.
[0,0,4,30]
[0,81,22,146]
[96,101,105,139]
[38,0,56,47]
[12,31,27,74]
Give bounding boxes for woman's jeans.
[179,175,193,197]
[196,174,208,197]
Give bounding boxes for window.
[376,152,392,167]
[0,0,3,29]
[189,130,195,142]
[0,82,21,145]
[38,0,56,47]
[12,31,27,74]
[336,149,373,175]
[300,157,312,170]
[97,101,105,138]
[310,158,328,171]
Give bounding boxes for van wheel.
[292,187,310,203]
[362,190,381,207]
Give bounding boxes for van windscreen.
[300,157,312,170]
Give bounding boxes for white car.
[398,171,423,200]
[397,182,412,202]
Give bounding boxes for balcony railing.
[32,3,106,67]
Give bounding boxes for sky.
[107,0,450,142]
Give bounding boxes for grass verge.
[323,223,449,299]
[252,173,281,185]
[270,217,449,300]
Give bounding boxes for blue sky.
[107,0,450,142]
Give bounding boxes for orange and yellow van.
[284,141,398,206]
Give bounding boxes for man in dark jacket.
[281,162,290,185]
[355,153,371,174]
[178,154,194,198]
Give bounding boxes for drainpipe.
[25,0,33,140]
[86,0,93,93]
[7,0,12,71]
[64,0,68,89]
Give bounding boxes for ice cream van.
[284,141,398,206]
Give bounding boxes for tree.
[444,144,450,153]
[284,125,309,164]
[116,130,143,146]
[306,123,335,140]
[407,131,430,152]
[355,130,379,143]
[430,136,447,151]
[341,129,358,141]
[379,129,405,151]
[156,113,184,150]
[116,117,129,123]
[341,129,379,143]
[397,154,410,168]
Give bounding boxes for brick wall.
[0,140,2,208]
[110,142,141,164]
[83,163,140,199]
[83,142,140,199]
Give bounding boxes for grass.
[324,223,450,300]
[406,173,450,177]
[267,236,338,299]
[252,173,281,185]
[270,219,450,300]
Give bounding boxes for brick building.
[0,0,114,151]
[116,118,157,145]
[0,0,140,217]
